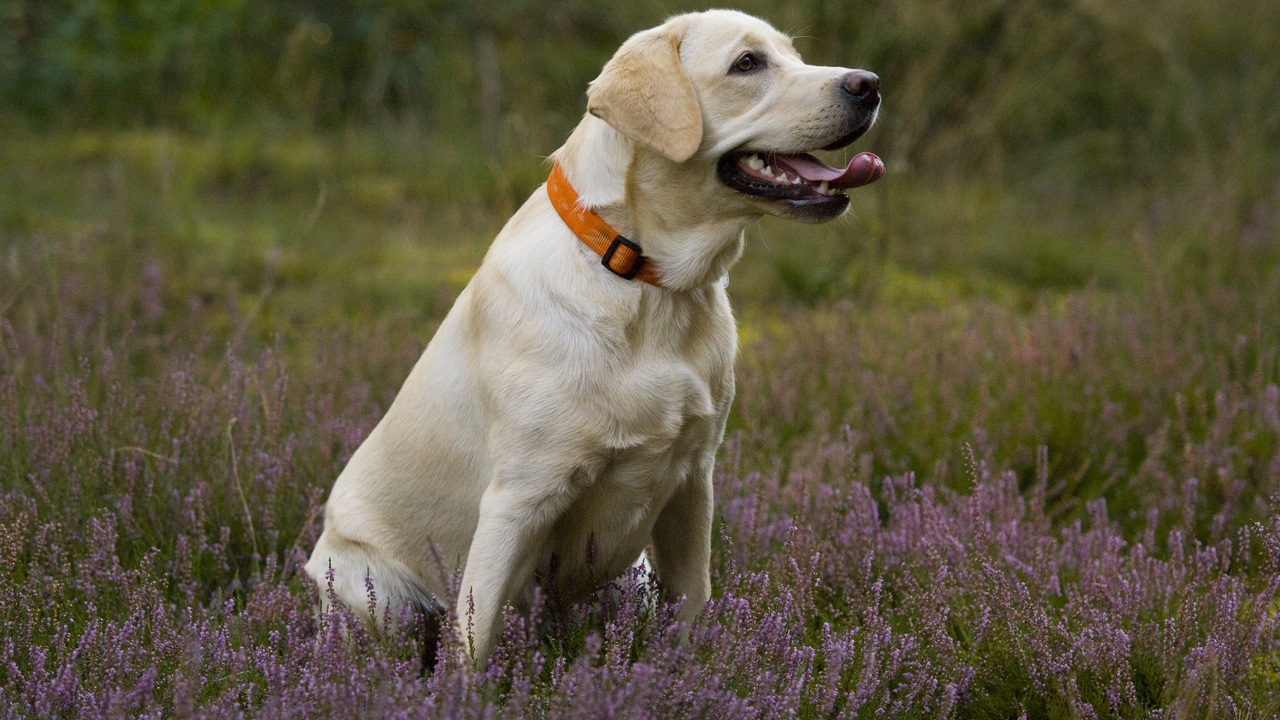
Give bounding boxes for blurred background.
[4,0,1278,317]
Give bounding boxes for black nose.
[842,70,880,107]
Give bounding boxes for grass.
[2,118,1278,717]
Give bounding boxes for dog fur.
[305,9,880,665]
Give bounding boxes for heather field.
[4,1,1280,718]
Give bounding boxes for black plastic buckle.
[600,235,645,280]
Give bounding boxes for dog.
[305,8,883,667]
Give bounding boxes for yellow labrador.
[305,9,882,666]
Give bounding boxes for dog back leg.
[305,531,443,647]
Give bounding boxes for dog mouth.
[717,150,885,212]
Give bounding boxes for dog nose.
[842,70,880,106]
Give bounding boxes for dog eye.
[731,52,760,73]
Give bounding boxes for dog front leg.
[457,475,575,665]
[649,470,713,630]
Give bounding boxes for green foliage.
[7,0,1279,187]
[6,1,1278,307]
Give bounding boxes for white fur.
[305,9,876,664]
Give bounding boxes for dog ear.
[587,24,702,163]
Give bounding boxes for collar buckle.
[600,235,645,280]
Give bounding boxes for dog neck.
[552,115,750,292]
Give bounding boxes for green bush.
[7,1,1278,188]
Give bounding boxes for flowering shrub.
[2,227,1278,718]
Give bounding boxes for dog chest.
[536,364,724,585]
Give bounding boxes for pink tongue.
[775,152,885,189]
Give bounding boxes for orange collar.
[547,162,662,286]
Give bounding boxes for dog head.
[586,10,883,224]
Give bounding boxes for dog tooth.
[761,166,774,177]
[792,177,803,185]
[777,173,791,183]
[747,155,764,170]
[818,181,830,194]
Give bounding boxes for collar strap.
[547,162,662,286]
